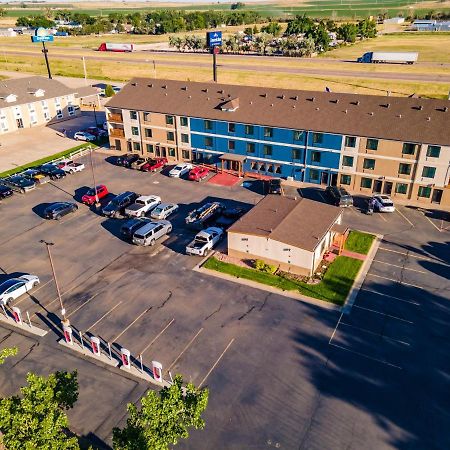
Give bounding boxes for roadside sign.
[31,27,54,43]
[152,361,163,382]
[206,31,222,47]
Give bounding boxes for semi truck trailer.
[98,43,134,52]
[357,52,418,64]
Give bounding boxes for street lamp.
[88,146,101,208]
[40,240,69,327]
[91,102,99,128]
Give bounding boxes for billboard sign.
[206,31,222,47]
[31,27,54,43]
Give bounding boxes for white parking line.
[366,272,426,290]
[378,247,435,262]
[352,304,413,324]
[67,291,102,318]
[373,259,428,274]
[112,306,152,343]
[167,328,204,373]
[340,322,410,346]
[329,312,344,345]
[86,301,123,332]
[198,338,235,388]
[329,343,402,370]
[377,213,387,222]
[396,208,414,227]
[422,214,443,232]
[361,287,420,306]
[15,279,53,306]
[140,318,175,356]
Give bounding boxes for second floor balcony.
[110,128,125,138]
[108,113,123,123]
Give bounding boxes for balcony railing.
[108,113,123,123]
[110,128,125,138]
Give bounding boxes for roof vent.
[383,103,390,108]
[270,103,274,107]
[277,94,285,99]
[218,89,224,94]
[162,85,167,89]
[249,101,253,104]
[131,82,137,86]
[291,95,298,101]
[351,100,360,106]
[181,86,187,90]
[207,97,210,101]
[369,112,374,116]
[315,107,319,111]
[308,97,315,102]
[188,95,192,99]
[147,83,153,88]
[443,106,448,112]
[419,105,423,110]
[165,93,168,96]
[397,114,402,118]
[426,116,431,121]
[292,105,296,109]
[331,99,339,104]
[260,93,267,98]
[202,88,208,93]
[344,109,347,114]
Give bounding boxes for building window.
[340,174,351,185]
[258,163,265,171]
[360,177,372,189]
[246,142,255,153]
[167,131,175,142]
[426,145,440,158]
[146,144,154,153]
[264,127,273,138]
[402,143,416,155]
[130,111,137,120]
[292,149,301,160]
[422,166,436,178]
[293,130,303,141]
[204,120,212,130]
[131,126,139,136]
[143,112,151,121]
[180,116,188,127]
[133,142,141,151]
[398,163,412,175]
[56,109,63,119]
[68,105,75,116]
[309,169,319,181]
[418,186,431,198]
[312,133,323,144]
[275,165,282,174]
[182,150,190,159]
[228,123,235,133]
[263,145,272,156]
[168,147,176,157]
[395,183,408,194]
[311,151,321,162]
[144,128,152,138]
[245,125,254,135]
[366,138,378,150]
[228,140,235,151]
[251,161,258,170]
[345,136,356,148]
[342,156,354,166]
[204,136,213,147]
[165,115,174,125]
[267,164,274,173]
[181,133,189,144]
[363,158,376,170]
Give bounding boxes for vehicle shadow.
[32,203,53,218]
[74,186,90,203]
[100,217,131,243]
[241,179,266,195]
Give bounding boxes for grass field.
[345,230,376,254]
[203,255,363,305]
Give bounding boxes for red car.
[141,157,168,173]
[81,184,109,205]
[188,166,209,182]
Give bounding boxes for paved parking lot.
[0,152,449,449]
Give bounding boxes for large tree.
[112,375,208,450]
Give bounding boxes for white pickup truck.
[186,227,223,256]
[125,195,161,217]
[58,159,85,174]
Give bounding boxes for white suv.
[132,220,172,246]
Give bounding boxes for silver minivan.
[132,220,172,246]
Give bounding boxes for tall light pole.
[40,240,69,327]
[89,146,101,208]
[91,102,99,128]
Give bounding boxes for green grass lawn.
[344,230,376,255]
[204,255,363,306]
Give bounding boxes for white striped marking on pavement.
[378,247,436,262]
[396,208,414,227]
[372,259,428,274]
[366,272,426,290]
[67,291,102,318]
[352,304,413,324]
[360,287,420,306]
[198,338,235,388]
[140,318,175,356]
[112,306,152,342]
[86,301,123,332]
[167,328,204,373]
[340,322,410,346]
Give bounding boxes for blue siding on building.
[306,149,340,169]
[308,132,342,150]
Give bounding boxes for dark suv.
[102,191,139,218]
[116,154,139,168]
[38,164,66,180]
[266,179,282,195]
[2,175,36,193]
[325,186,353,207]
[0,184,13,199]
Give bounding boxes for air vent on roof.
[369,112,374,116]
[426,117,431,121]
[188,95,192,99]
[249,101,253,104]
[218,89,224,94]
[181,86,187,90]
[162,85,167,89]
[443,107,448,112]
[207,97,210,101]
[270,103,274,107]
[292,105,296,109]
[344,109,347,114]
[260,93,267,98]
[330,99,339,104]
[277,94,285,99]
[147,83,153,88]
[202,88,208,93]
[308,97,315,102]
[383,103,390,108]
[164,93,168,96]
[315,107,319,111]
[351,100,360,106]
[397,114,402,118]
[131,82,137,86]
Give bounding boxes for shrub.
[254,259,277,274]
[104,84,115,97]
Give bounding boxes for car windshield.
[174,165,183,170]
[153,206,163,214]
[136,199,145,205]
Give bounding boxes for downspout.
[303,130,309,182]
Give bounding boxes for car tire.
[6,298,13,305]
[55,214,61,221]
[20,188,25,194]
[149,239,155,246]
[33,281,39,288]
[167,226,172,234]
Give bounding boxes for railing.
[108,113,123,123]
[110,128,125,138]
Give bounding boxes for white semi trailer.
[357,52,418,64]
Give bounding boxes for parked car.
[21,169,51,185]
[188,166,209,182]
[38,164,66,180]
[86,127,107,138]
[186,227,223,256]
[0,184,13,199]
[57,159,85,174]
[131,158,148,170]
[102,191,139,218]
[150,203,179,220]
[185,202,224,230]
[0,274,40,305]
[44,202,78,220]
[74,131,96,142]
[325,186,353,207]
[120,217,152,240]
[132,220,172,246]
[81,184,109,205]
[124,195,161,218]
[266,178,282,195]
[1,175,36,193]
[215,206,246,229]
[169,163,193,178]
[141,158,167,173]
[372,195,395,213]
[116,154,139,168]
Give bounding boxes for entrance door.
[373,180,382,193]
[383,181,393,195]
[155,145,161,157]
[160,146,167,158]
[230,160,240,172]
[115,139,121,151]
[330,173,338,186]
[127,141,132,152]
[432,189,443,204]
[320,171,329,185]
[16,118,24,128]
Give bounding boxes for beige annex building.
[228,196,344,276]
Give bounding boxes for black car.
[21,169,51,185]
[0,184,13,199]
[120,217,151,239]
[102,191,139,218]
[266,179,282,195]
[325,186,353,207]
[116,154,139,168]
[2,175,36,193]
[38,164,66,180]
[43,202,78,220]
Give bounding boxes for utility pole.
[40,240,68,326]
[42,42,52,79]
[89,146,100,208]
[91,102,98,128]
[82,56,88,85]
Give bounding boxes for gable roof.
[105,78,450,146]
[228,195,342,252]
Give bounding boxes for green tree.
[105,84,115,97]
[261,21,282,36]
[0,370,79,450]
[337,23,358,43]
[0,8,6,18]
[358,18,377,38]
[112,375,208,450]
[0,347,17,364]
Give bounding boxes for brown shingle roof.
[228,195,342,252]
[105,78,450,146]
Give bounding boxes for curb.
[0,312,48,337]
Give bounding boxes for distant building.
[412,20,450,31]
[383,17,405,24]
